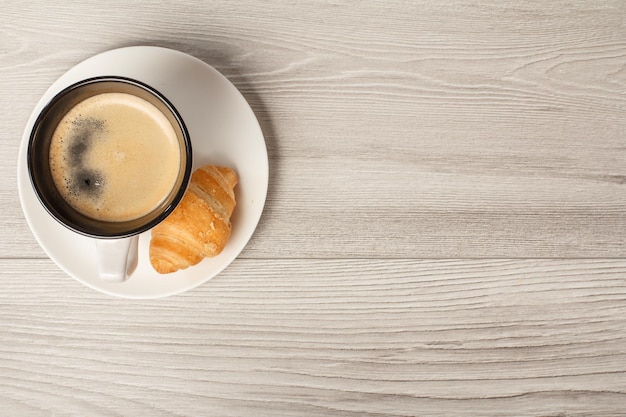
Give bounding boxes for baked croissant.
[149,165,238,274]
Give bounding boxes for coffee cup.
[27,76,192,281]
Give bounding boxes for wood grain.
[1,258,626,416]
[1,1,626,416]
[2,0,625,258]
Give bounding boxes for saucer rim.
[17,45,269,299]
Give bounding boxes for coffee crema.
[49,92,182,222]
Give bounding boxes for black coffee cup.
[27,76,193,280]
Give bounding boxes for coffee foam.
[49,92,181,222]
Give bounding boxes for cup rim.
[27,75,193,239]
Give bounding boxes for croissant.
[149,165,238,274]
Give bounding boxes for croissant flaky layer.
[149,165,238,274]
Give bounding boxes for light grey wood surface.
[1,1,625,416]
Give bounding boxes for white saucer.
[17,46,268,299]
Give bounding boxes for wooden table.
[2,1,625,415]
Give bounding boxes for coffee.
[49,92,182,222]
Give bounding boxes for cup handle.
[95,236,139,282]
